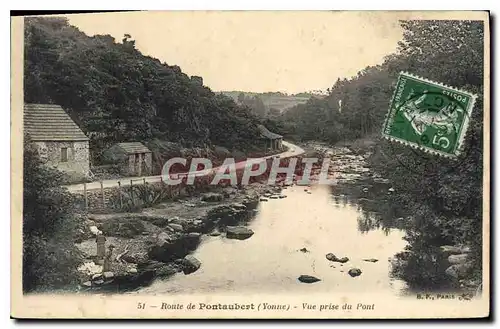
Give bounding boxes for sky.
[67,11,404,94]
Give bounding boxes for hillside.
[220,91,314,114]
[24,17,264,162]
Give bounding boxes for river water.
[136,173,409,296]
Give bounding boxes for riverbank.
[74,141,305,292]
[75,182,290,292]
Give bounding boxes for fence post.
[118,181,123,209]
[83,182,88,210]
[100,181,105,208]
[160,175,163,184]
[143,178,146,185]
[130,179,134,204]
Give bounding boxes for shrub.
[23,139,84,292]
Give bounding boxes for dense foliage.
[23,139,83,292]
[373,20,484,289]
[281,20,485,289]
[237,92,267,116]
[24,17,263,162]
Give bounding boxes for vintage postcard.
[11,11,490,319]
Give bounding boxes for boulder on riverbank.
[182,255,201,274]
[242,194,260,209]
[448,254,469,265]
[445,263,474,280]
[201,192,224,202]
[167,223,184,232]
[222,187,238,198]
[98,218,145,238]
[440,245,471,257]
[148,231,201,262]
[225,226,254,240]
[207,203,249,226]
[209,230,221,236]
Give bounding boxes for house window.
[61,147,68,162]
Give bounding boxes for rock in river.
[207,204,249,226]
[326,253,349,263]
[225,226,254,240]
[348,268,362,277]
[298,275,321,284]
[182,255,201,275]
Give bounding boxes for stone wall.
[85,186,122,211]
[35,140,90,180]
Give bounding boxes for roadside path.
[65,141,304,192]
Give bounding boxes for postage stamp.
[382,72,477,157]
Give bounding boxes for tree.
[278,20,484,288]
[23,139,83,292]
[369,20,484,287]
[122,33,136,50]
[268,108,281,117]
[237,92,246,103]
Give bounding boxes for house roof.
[24,103,89,141]
[257,124,283,140]
[115,142,152,154]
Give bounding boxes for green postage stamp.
[382,72,477,157]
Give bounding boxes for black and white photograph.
[10,10,490,319]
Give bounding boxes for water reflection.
[330,180,410,235]
[334,179,460,292]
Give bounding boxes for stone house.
[103,142,152,176]
[258,124,283,151]
[24,103,90,180]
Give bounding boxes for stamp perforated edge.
[381,71,478,158]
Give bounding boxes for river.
[134,146,410,296]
